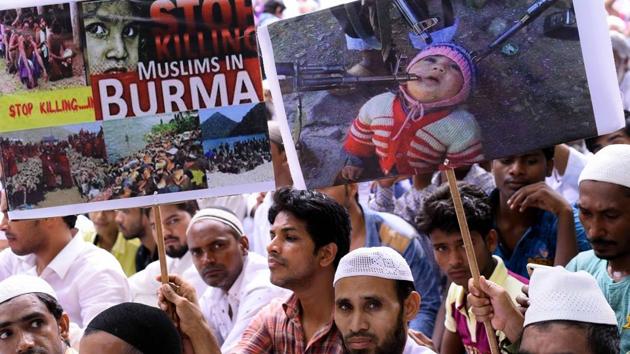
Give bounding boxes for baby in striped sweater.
[341,43,484,181]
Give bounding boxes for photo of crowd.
[200,103,274,187]
[0,122,109,209]
[102,111,207,198]
[0,4,85,93]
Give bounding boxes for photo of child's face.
[406,55,464,103]
[84,0,139,75]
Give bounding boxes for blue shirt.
[363,207,442,337]
[491,190,590,278]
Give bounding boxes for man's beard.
[166,244,188,258]
[344,308,407,354]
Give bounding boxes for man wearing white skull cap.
[466,266,620,354]
[333,247,435,354]
[565,143,630,352]
[0,274,77,354]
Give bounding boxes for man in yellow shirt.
[83,210,140,276]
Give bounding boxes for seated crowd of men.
[0,133,629,354]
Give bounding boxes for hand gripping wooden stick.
[444,165,500,354]
[153,205,178,325]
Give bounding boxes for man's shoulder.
[74,239,126,272]
[567,250,605,273]
[369,210,419,254]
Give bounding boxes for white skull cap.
[334,246,413,286]
[187,207,244,237]
[0,275,57,304]
[579,144,630,189]
[524,266,617,327]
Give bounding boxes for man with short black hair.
[490,148,589,277]
[129,201,206,306]
[81,302,182,354]
[0,210,130,344]
[585,116,630,154]
[115,207,157,272]
[159,206,288,353]
[160,187,351,354]
[0,274,77,354]
[419,183,527,354]
[334,247,435,354]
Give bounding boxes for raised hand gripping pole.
[444,164,500,354]
[153,205,178,324]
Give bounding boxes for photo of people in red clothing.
[0,122,107,209]
[259,0,619,190]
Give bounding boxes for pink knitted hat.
[401,43,476,111]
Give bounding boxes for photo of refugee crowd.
[0,3,85,93]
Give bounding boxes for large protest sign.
[258,0,624,190]
[0,0,274,219]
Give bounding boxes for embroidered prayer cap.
[85,302,182,354]
[268,120,283,146]
[524,266,617,327]
[578,144,630,189]
[0,275,57,304]
[333,246,413,286]
[187,207,244,237]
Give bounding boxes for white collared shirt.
[199,252,290,353]
[129,251,206,307]
[0,235,130,327]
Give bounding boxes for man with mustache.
[490,147,589,278]
[0,209,129,346]
[333,247,435,354]
[418,183,527,354]
[115,208,157,272]
[566,144,630,352]
[319,183,441,337]
[158,188,351,353]
[128,201,206,306]
[159,206,289,353]
[0,275,77,354]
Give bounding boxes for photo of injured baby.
[260,0,615,189]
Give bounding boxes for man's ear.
[486,229,499,253]
[403,291,421,323]
[58,313,70,341]
[239,235,250,254]
[318,243,338,268]
[545,158,554,178]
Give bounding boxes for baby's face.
[406,55,464,103]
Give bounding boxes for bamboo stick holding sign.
[152,205,178,324]
[444,164,500,354]
[153,205,169,285]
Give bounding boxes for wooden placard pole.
[444,165,500,354]
[152,205,169,285]
[152,205,179,324]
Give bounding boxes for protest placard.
[258,0,625,190]
[0,0,274,219]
